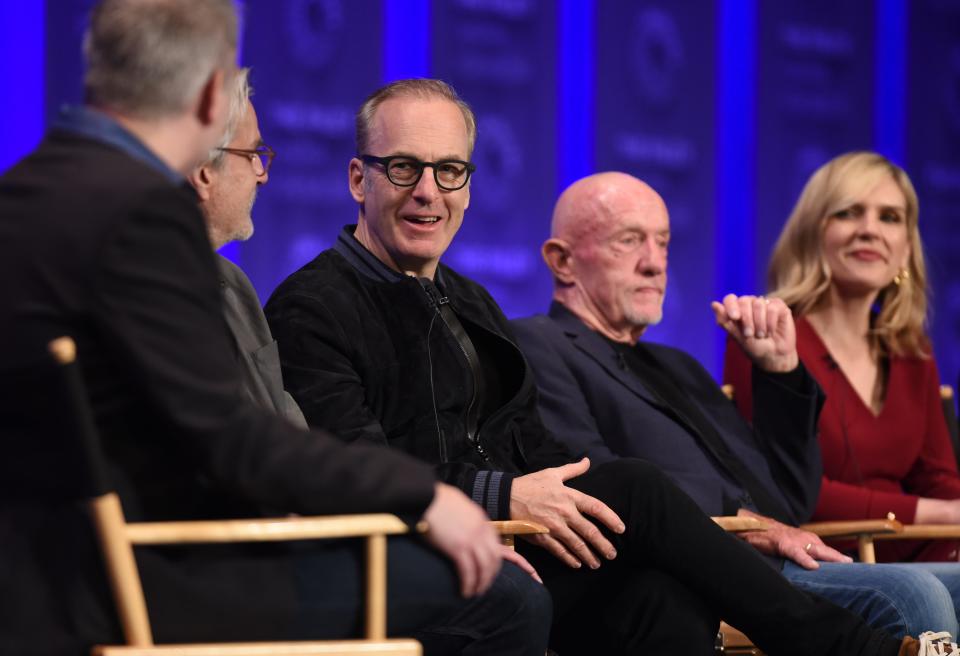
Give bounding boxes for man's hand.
[736,509,852,570]
[510,457,625,570]
[499,544,544,584]
[422,483,502,597]
[712,294,798,373]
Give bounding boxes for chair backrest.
[0,337,155,646]
[0,336,110,503]
[941,385,960,471]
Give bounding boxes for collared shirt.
[333,224,449,287]
[53,105,183,185]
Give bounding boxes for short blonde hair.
[768,151,929,357]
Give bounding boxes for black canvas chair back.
[942,385,960,471]
[0,337,108,504]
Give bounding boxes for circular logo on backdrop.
[285,0,344,70]
[470,115,522,210]
[630,8,684,106]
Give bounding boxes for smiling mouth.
[848,250,884,261]
[405,216,441,224]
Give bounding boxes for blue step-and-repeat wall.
[2,0,959,383]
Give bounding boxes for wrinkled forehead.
[581,192,669,242]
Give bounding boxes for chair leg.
[366,534,388,640]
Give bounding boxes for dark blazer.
[0,132,435,654]
[218,256,307,428]
[511,303,824,526]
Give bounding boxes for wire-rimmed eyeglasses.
[218,144,275,176]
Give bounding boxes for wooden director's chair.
[4,337,422,656]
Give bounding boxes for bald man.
[511,171,960,641]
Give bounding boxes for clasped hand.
[737,509,852,570]
[510,457,626,569]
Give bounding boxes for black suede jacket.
[265,227,572,519]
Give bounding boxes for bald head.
[543,172,670,343]
[551,172,666,244]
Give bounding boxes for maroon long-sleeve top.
[724,317,960,561]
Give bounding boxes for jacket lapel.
[548,303,665,409]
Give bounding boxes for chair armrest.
[122,512,411,545]
[490,520,548,548]
[875,524,960,540]
[490,520,549,536]
[801,519,903,539]
[712,516,769,532]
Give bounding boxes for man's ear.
[542,238,576,285]
[188,165,215,202]
[196,68,226,127]
[348,157,365,203]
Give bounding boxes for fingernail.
[618,523,626,533]
[756,331,765,339]
[743,329,753,338]
[607,549,617,559]
[590,561,600,570]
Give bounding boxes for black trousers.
[518,458,902,656]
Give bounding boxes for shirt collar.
[333,225,447,288]
[53,105,183,185]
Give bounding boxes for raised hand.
[510,457,626,569]
[712,294,798,373]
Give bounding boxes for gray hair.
[355,78,477,157]
[83,0,239,119]
[205,67,252,169]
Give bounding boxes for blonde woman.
[724,151,960,564]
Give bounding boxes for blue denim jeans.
[783,560,960,639]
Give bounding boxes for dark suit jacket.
[0,131,435,654]
[218,256,307,428]
[511,303,824,526]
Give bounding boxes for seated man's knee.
[586,457,679,503]
[496,561,553,632]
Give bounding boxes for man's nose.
[411,166,440,202]
[639,245,667,274]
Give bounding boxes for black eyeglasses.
[218,144,275,176]
[360,154,475,191]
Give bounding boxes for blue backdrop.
[4,0,958,383]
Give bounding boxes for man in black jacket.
[0,3,549,655]
[266,77,927,656]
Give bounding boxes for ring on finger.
[804,542,813,552]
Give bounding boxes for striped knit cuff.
[471,470,515,519]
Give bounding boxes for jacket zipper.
[420,280,488,461]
